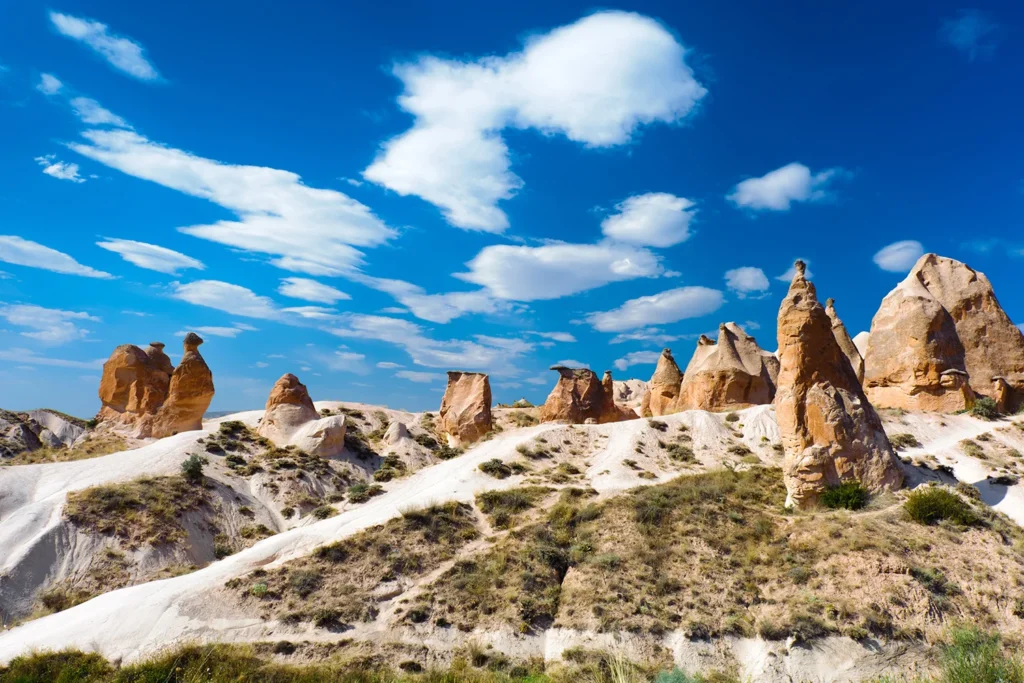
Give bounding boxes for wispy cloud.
[97,238,204,274]
[36,73,63,95]
[613,350,661,371]
[49,11,160,80]
[0,304,99,344]
[278,277,350,305]
[940,10,999,62]
[0,235,112,278]
[586,286,724,332]
[873,240,924,273]
[0,348,105,369]
[35,154,85,183]
[395,370,442,383]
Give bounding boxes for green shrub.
[889,433,921,450]
[180,454,206,482]
[347,483,383,503]
[509,411,538,427]
[939,626,1024,683]
[0,649,112,682]
[288,568,322,597]
[311,505,337,520]
[971,397,1001,420]
[479,458,512,479]
[904,488,977,526]
[648,419,668,432]
[820,481,868,510]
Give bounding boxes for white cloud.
[278,277,351,305]
[527,331,576,343]
[613,350,661,371]
[0,348,104,369]
[363,11,706,232]
[174,325,251,339]
[254,361,269,368]
[396,370,442,383]
[940,10,999,62]
[0,304,99,344]
[170,280,284,320]
[609,328,680,345]
[743,320,761,331]
[728,163,842,211]
[96,238,204,274]
[587,286,724,332]
[36,73,63,95]
[348,272,504,323]
[49,12,159,80]
[322,350,370,374]
[35,154,85,183]
[1018,324,1024,334]
[70,97,130,128]
[724,266,769,298]
[873,240,924,273]
[775,258,814,282]
[555,359,589,369]
[68,128,397,276]
[0,235,112,278]
[525,374,550,385]
[601,192,696,247]
[473,335,534,354]
[457,241,662,301]
[376,361,404,369]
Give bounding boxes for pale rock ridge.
[825,298,864,383]
[641,348,684,417]
[776,261,903,508]
[540,366,634,424]
[675,323,780,412]
[97,334,214,438]
[863,253,1024,412]
[438,371,493,446]
[0,409,85,457]
[257,373,345,457]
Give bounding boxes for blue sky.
[1,1,1022,417]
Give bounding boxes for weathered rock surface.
[0,409,86,457]
[612,379,647,411]
[257,373,345,457]
[97,334,215,438]
[826,299,864,383]
[539,367,634,424]
[862,254,1024,412]
[675,323,780,412]
[642,349,684,417]
[438,372,492,446]
[777,261,903,508]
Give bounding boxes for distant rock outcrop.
[438,372,493,447]
[612,378,647,411]
[641,349,684,417]
[863,254,1024,412]
[257,373,345,457]
[675,323,780,412]
[97,334,215,438]
[0,409,86,458]
[826,299,864,383]
[539,366,633,424]
[776,261,903,508]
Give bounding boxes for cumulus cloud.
[68,128,397,276]
[601,192,696,247]
[278,277,351,304]
[0,235,112,278]
[586,286,724,332]
[457,241,663,301]
[940,10,999,61]
[36,73,63,95]
[396,370,442,383]
[873,240,924,273]
[49,11,160,80]
[724,266,769,298]
[363,11,706,232]
[728,162,842,211]
[613,350,661,371]
[96,238,204,274]
[0,304,99,344]
[35,154,85,183]
[71,97,130,127]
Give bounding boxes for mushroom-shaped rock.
[147,333,215,438]
[675,323,780,412]
[642,349,684,417]
[438,372,492,447]
[825,299,865,384]
[256,373,345,457]
[776,261,903,508]
[539,366,633,424]
[861,254,1020,412]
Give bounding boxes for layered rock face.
[641,349,684,417]
[675,323,780,412]
[257,373,345,457]
[98,334,215,438]
[864,254,1024,412]
[438,372,493,447]
[777,261,903,508]
[825,299,864,383]
[0,409,86,457]
[539,367,633,424]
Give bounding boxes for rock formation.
[612,379,647,412]
[257,373,345,457]
[675,323,780,412]
[863,254,1024,412]
[438,372,492,447]
[776,261,903,508]
[825,299,864,383]
[641,349,684,417]
[539,366,634,424]
[0,409,86,458]
[97,334,214,438]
